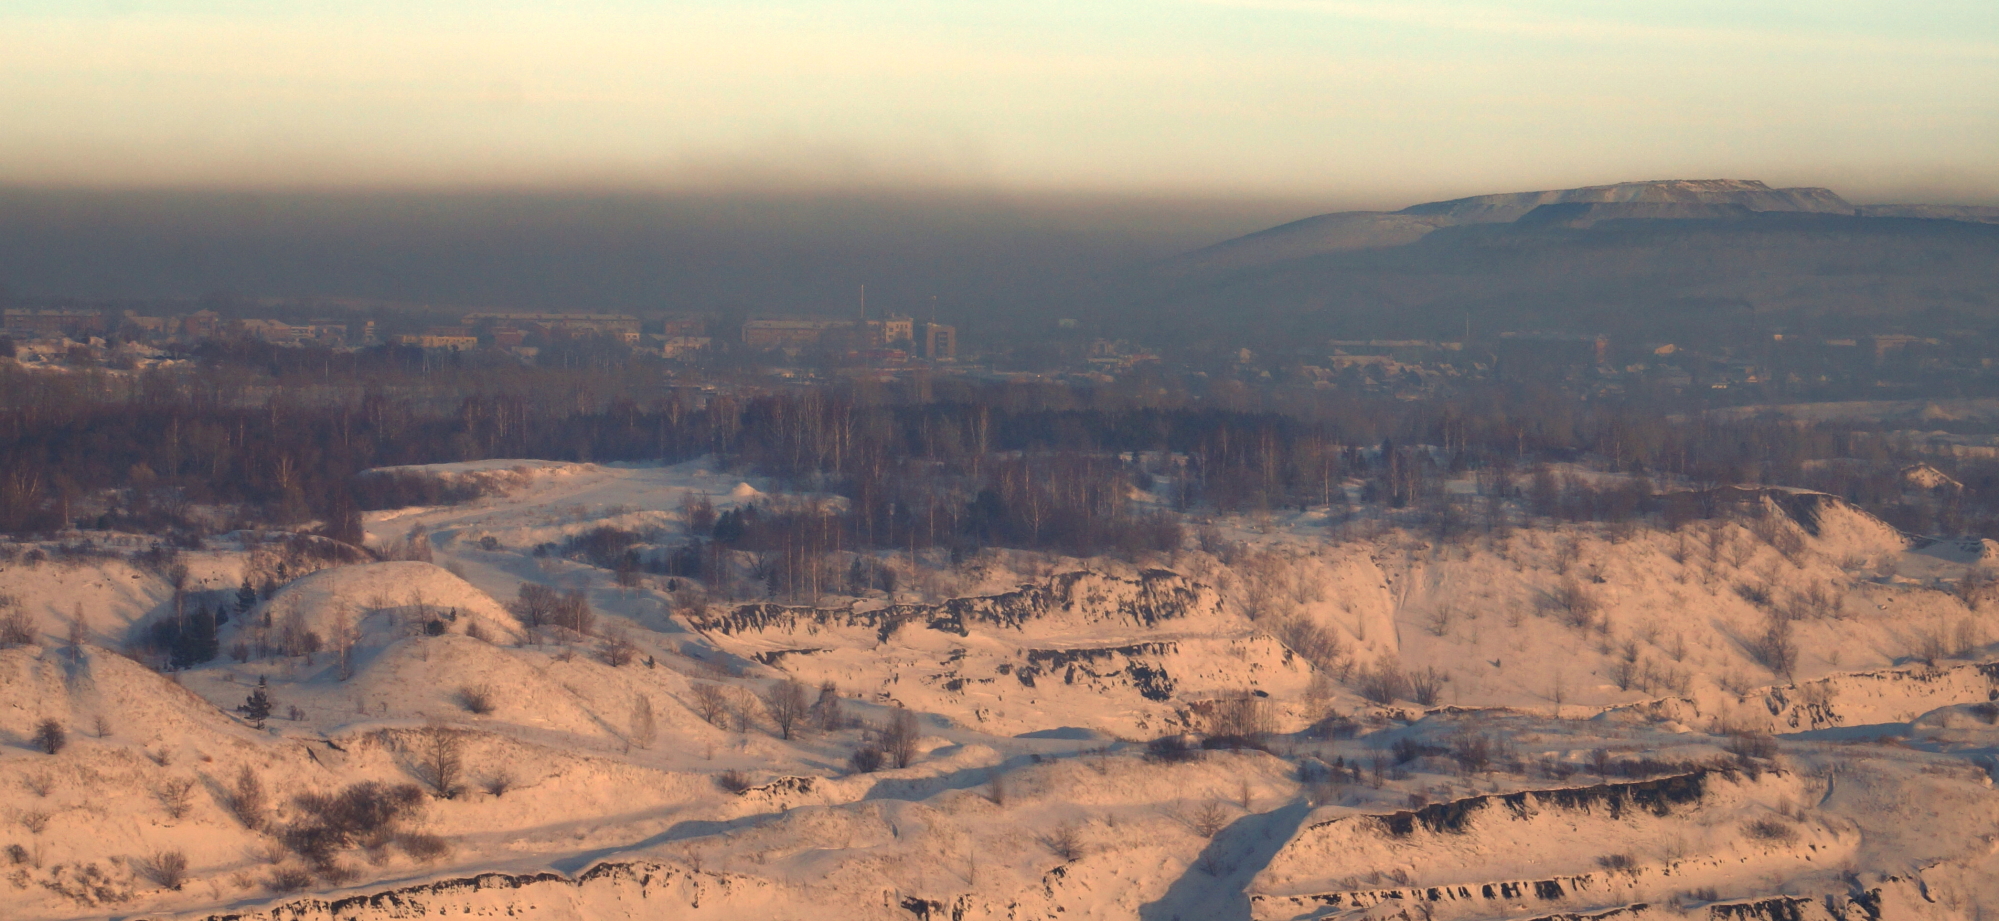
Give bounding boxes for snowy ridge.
[1615,661,1999,734]
[691,568,1315,735]
[1250,769,1854,921]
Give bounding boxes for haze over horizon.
[4,1,1997,205]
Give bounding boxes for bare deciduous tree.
[689,682,729,726]
[1190,801,1231,837]
[412,726,465,798]
[630,694,657,750]
[883,708,921,769]
[602,624,638,667]
[1045,822,1084,860]
[31,718,65,755]
[761,679,811,740]
[158,776,198,820]
[514,583,558,629]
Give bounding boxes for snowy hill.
[4,461,1999,919]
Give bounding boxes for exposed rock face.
[1250,769,1858,921]
[685,569,1312,735]
[181,862,783,921]
[689,569,1216,641]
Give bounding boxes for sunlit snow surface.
[1,459,1996,919]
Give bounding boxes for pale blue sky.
[3,1,1995,203]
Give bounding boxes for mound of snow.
[256,561,524,646]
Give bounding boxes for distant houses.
[741,315,955,360]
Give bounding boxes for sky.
[3,1,1997,205]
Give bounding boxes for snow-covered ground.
[2,459,1998,920]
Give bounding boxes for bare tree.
[1204,693,1273,745]
[630,694,657,750]
[31,718,65,755]
[1547,578,1599,630]
[761,679,811,740]
[412,726,465,798]
[883,708,921,768]
[329,607,358,680]
[1190,801,1231,837]
[689,682,729,726]
[157,776,198,820]
[514,583,558,630]
[1045,822,1084,860]
[602,624,638,667]
[555,589,595,636]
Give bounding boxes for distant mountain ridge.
[1174,179,1980,272]
[1398,178,1853,222]
[1113,178,1999,343]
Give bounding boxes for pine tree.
[171,607,219,669]
[236,578,257,617]
[240,677,273,729]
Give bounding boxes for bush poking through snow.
[882,708,921,769]
[1354,663,1408,705]
[135,850,189,890]
[847,746,885,774]
[283,782,427,868]
[457,683,496,715]
[717,769,752,794]
[1726,733,1779,763]
[0,607,33,646]
[1045,822,1084,861]
[398,833,451,863]
[228,767,267,831]
[1408,667,1447,706]
[481,770,515,798]
[1145,735,1199,763]
[1744,816,1797,843]
[1596,853,1638,875]
[31,719,65,755]
[268,865,315,892]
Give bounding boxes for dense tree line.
[5,344,1999,545]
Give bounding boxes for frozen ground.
[1,459,1997,920]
